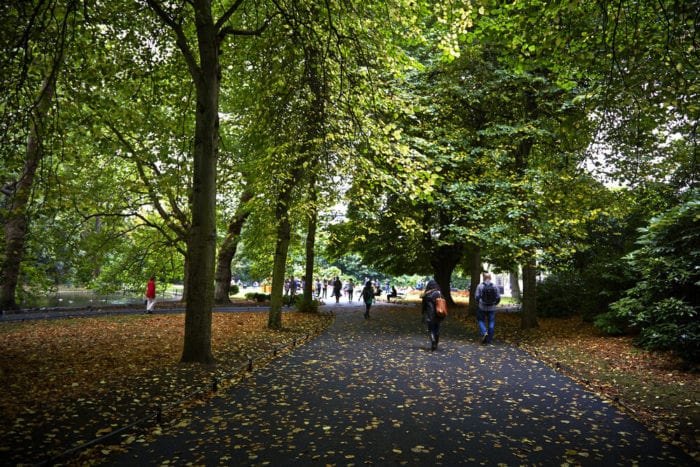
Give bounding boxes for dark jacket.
[332,279,343,297]
[361,283,374,303]
[421,280,443,324]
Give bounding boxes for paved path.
[102,301,693,466]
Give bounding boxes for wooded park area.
[1,1,698,365]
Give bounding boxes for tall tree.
[145,0,268,362]
[232,0,419,327]
[1,0,79,311]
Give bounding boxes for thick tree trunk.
[520,258,539,329]
[214,190,253,304]
[180,5,219,363]
[1,71,57,311]
[430,243,462,306]
[515,90,538,331]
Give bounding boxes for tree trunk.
[430,243,462,305]
[1,70,57,311]
[268,198,292,329]
[303,176,318,303]
[178,253,189,303]
[214,189,253,304]
[468,245,482,317]
[93,216,102,279]
[520,258,539,329]
[510,269,521,301]
[180,4,219,363]
[515,90,538,331]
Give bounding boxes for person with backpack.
[475,273,501,344]
[421,279,445,351]
[361,280,375,319]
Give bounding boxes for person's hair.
[150,276,155,280]
[426,279,440,291]
[483,273,492,281]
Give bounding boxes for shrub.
[536,272,585,318]
[295,296,320,313]
[244,292,270,302]
[594,191,699,362]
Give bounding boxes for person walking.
[332,276,343,304]
[421,279,445,351]
[347,279,355,303]
[322,278,328,299]
[289,276,297,306]
[145,276,156,314]
[361,280,375,319]
[475,273,501,344]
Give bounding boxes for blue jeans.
[477,308,495,343]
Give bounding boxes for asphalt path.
[97,299,694,466]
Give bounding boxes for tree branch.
[145,0,200,77]
[102,119,189,240]
[215,0,246,31]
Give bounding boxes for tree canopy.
[1,0,697,362]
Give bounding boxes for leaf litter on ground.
[495,312,698,460]
[0,310,332,465]
[0,304,697,464]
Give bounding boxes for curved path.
[101,300,693,466]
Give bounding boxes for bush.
[295,296,320,313]
[230,284,240,296]
[244,292,270,302]
[536,272,585,318]
[594,191,699,362]
[577,260,637,322]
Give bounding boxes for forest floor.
[0,301,697,465]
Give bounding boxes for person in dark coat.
[421,279,444,351]
[361,280,375,319]
[332,276,343,303]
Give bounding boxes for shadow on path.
[104,302,693,466]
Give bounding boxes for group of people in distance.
[145,272,502,351]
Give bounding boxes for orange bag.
[435,296,448,317]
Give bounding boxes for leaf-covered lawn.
[0,310,332,465]
[495,312,699,460]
